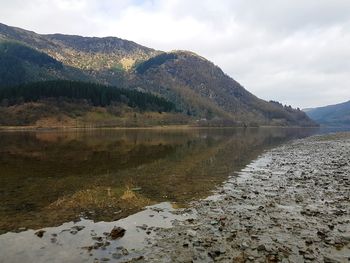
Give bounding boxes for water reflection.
[0,128,317,233]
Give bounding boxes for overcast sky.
[1,0,349,108]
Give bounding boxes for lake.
[0,127,320,233]
[0,127,323,262]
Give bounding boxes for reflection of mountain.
[0,128,317,232]
[127,128,317,203]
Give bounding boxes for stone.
[192,240,201,247]
[257,244,266,251]
[71,225,85,232]
[35,230,46,238]
[121,248,129,255]
[241,242,249,250]
[109,226,126,240]
[112,253,122,260]
[70,230,78,235]
[137,224,148,230]
[323,256,341,263]
[304,253,315,260]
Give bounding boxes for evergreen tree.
[0,80,176,112]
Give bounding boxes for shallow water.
[0,128,320,233]
[0,127,323,262]
[0,202,192,263]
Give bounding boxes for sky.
[0,0,349,108]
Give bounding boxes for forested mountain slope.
[0,22,316,127]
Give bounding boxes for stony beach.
[138,132,350,262]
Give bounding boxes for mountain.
[0,22,316,127]
[0,41,94,86]
[130,51,314,126]
[0,23,158,87]
[304,101,350,127]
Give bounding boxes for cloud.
[0,0,349,108]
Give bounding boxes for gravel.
[138,133,350,263]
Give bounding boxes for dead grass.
[48,186,152,211]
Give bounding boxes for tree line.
[0,80,176,112]
[135,53,178,74]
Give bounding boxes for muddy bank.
[140,133,350,262]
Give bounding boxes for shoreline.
[0,125,321,132]
[139,132,350,262]
[1,132,349,263]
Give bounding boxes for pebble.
[129,135,350,262]
[34,230,46,238]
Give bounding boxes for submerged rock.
[34,230,46,238]
[109,226,126,240]
[71,225,85,232]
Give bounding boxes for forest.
[135,53,178,74]
[0,80,176,112]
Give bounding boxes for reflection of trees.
[120,128,317,203]
[0,128,317,232]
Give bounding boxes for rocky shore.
[139,133,350,262]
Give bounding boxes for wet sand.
[140,132,350,262]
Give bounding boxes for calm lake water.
[0,127,320,235]
[7,127,350,262]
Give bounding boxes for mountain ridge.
[0,22,316,127]
[304,100,350,127]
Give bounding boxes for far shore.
[0,124,321,132]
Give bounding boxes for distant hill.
[304,101,350,127]
[0,22,316,127]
